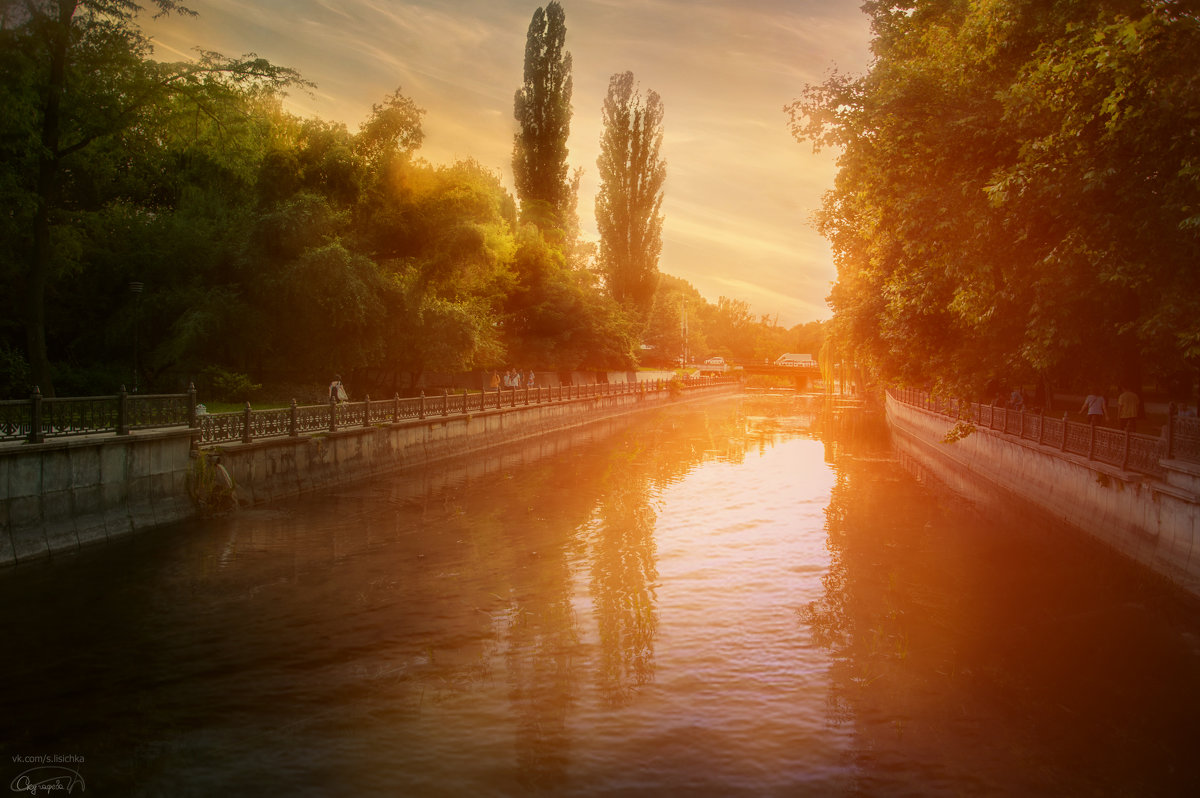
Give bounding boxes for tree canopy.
[0,0,819,401]
[789,0,1200,401]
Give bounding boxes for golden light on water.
[6,397,1200,793]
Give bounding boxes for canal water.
[4,392,1200,796]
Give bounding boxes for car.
[704,357,725,366]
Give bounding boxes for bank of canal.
[3,392,1200,796]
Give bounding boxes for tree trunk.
[25,1,78,397]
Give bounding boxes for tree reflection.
[799,414,911,731]
[586,445,661,705]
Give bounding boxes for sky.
[142,0,873,327]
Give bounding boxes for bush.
[200,367,262,404]
[0,343,31,399]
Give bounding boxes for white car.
[704,357,725,366]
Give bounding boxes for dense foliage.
[789,0,1200,402]
[0,1,822,400]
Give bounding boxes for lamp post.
[129,281,143,393]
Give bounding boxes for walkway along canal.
[0,377,739,566]
[887,388,1200,599]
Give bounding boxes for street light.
[129,281,143,393]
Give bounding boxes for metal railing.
[0,386,197,444]
[197,377,738,446]
[892,387,1200,479]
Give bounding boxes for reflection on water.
[3,392,1200,796]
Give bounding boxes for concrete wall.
[211,383,736,508]
[0,428,196,566]
[0,383,738,567]
[886,393,1200,598]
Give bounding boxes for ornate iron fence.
[891,387,1191,479]
[194,377,737,447]
[1,387,197,444]
[1,378,738,447]
[1169,415,1200,464]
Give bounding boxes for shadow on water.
[803,403,1200,796]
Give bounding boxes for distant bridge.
[695,361,822,390]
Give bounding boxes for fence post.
[329,396,338,433]
[394,393,401,423]
[1166,404,1176,460]
[441,391,448,417]
[1122,426,1131,471]
[1061,412,1069,451]
[187,382,198,429]
[1087,420,1096,460]
[1037,409,1044,445]
[419,391,426,420]
[242,401,253,444]
[1018,409,1024,438]
[289,399,298,437]
[117,386,130,436]
[364,395,371,427]
[28,386,44,444]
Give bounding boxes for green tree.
[503,225,637,370]
[362,158,517,387]
[512,0,574,229]
[708,297,757,362]
[0,0,302,394]
[596,71,666,324]
[788,0,1200,399]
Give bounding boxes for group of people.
[490,369,536,390]
[996,381,1142,433]
[328,369,542,404]
[1079,385,1141,432]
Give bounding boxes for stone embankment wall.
[886,393,1200,598]
[0,428,196,566]
[1,382,738,567]
[208,382,736,507]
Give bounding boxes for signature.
[9,768,85,795]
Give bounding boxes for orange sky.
[143,0,872,326]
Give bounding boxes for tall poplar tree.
[595,71,666,321]
[511,1,573,229]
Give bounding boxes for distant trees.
[641,275,824,368]
[512,0,575,231]
[595,71,666,324]
[789,0,1200,400]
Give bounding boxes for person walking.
[1117,385,1140,433]
[1079,388,1108,426]
[329,374,348,404]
